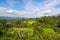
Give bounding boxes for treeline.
[0,16,60,40]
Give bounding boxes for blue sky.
[0,0,25,10]
[0,0,47,10]
[0,0,60,18]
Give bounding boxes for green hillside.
[0,16,60,40]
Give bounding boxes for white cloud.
[6,9,14,13]
[0,0,60,18]
[0,7,26,17]
[23,0,60,17]
[45,10,51,13]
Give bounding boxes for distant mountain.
[0,16,22,19]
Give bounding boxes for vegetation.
[0,16,60,40]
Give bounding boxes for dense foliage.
[0,16,60,40]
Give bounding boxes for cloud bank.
[0,0,60,18]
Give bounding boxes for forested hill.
[0,16,60,40]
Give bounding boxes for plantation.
[0,16,60,40]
